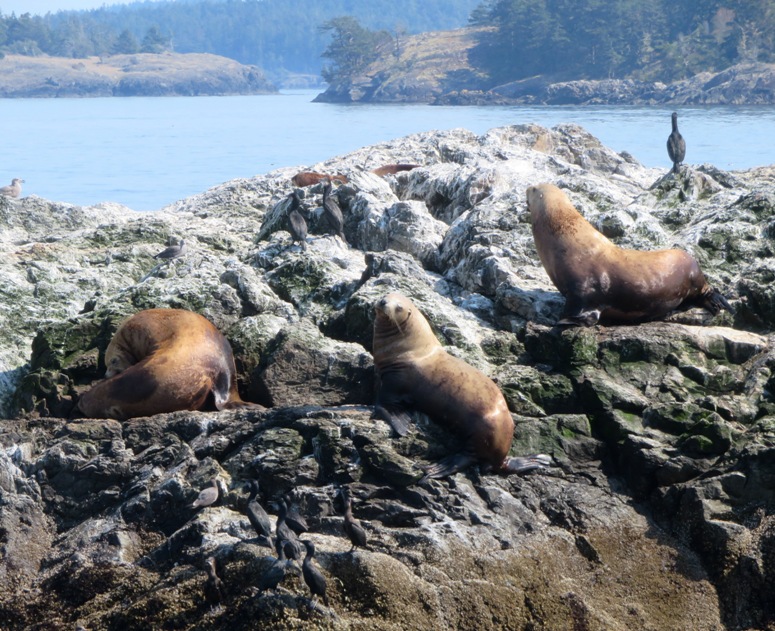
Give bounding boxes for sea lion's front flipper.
[419,452,478,482]
[373,404,412,437]
[502,453,553,474]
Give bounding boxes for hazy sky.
[1,1,161,15]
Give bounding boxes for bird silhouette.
[286,191,308,250]
[257,542,289,594]
[321,179,345,241]
[667,111,686,174]
[342,489,367,551]
[203,557,225,609]
[282,496,308,536]
[244,480,272,540]
[302,540,329,607]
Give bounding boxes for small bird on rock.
[342,488,367,551]
[154,238,186,260]
[286,191,308,250]
[203,556,225,609]
[192,478,219,510]
[0,178,24,198]
[321,179,345,241]
[282,496,308,536]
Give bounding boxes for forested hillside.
[0,0,479,80]
[469,0,775,83]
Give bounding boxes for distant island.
[0,53,276,98]
[314,27,775,106]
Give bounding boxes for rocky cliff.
[0,53,276,98]
[1,125,774,630]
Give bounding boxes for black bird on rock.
[667,111,686,174]
[258,542,289,594]
[342,489,367,551]
[282,496,308,536]
[321,178,345,241]
[301,540,329,607]
[203,557,225,609]
[286,191,308,250]
[276,502,304,561]
[244,480,272,540]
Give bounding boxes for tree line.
[0,0,478,78]
[468,0,775,84]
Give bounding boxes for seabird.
[286,191,308,250]
[244,480,272,540]
[154,238,186,260]
[667,111,686,174]
[0,178,24,198]
[302,540,329,607]
[321,179,345,241]
[258,542,289,593]
[282,496,308,536]
[192,478,219,510]
[203,556,225,609]
[342,489,367,551]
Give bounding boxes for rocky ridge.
[0,125,774,630]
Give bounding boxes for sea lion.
[526,183,732,325]
[291,171,348,187]
[372,292,551,480]
[370,164,421,177]
[667,111,686,174]
[78,308,263,419]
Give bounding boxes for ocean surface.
[4,90,774,211]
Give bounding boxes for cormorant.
[667,111,686,174]
[286,191,308,250]
[302,540,329,607]
[321,179,345,241]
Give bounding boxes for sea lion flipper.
[419,452,478,482]
[702,288,734,315]
[502,453,553,474]
[373,404,412,437]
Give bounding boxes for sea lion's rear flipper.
[373,404,412,437]
[502,453,553,474]
[702,287,734,315]
[419,452,478,482]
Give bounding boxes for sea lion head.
[374,293,413,332]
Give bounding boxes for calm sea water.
[3,90,774,211]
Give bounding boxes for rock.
[1,123,775,629]
[0,53,276,98]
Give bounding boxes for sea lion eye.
[395,305,403,313]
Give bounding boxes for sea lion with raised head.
[373,292,551,481]
[526,183,732,325]
[78,308,263,419]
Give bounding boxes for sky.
[1,0,161,15]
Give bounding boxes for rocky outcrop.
[481,62,775,105]
[314,27,487,104]
[1,124,775,630]
[0,53,276,98]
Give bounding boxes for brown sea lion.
[526,183,732,326]
[78,308,263,420]
[291,171,349,187]
[373,292,551,481]
[370,164,421,177]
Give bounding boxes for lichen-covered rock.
[1,124,775,630]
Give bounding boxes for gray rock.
[1,123,774,629]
